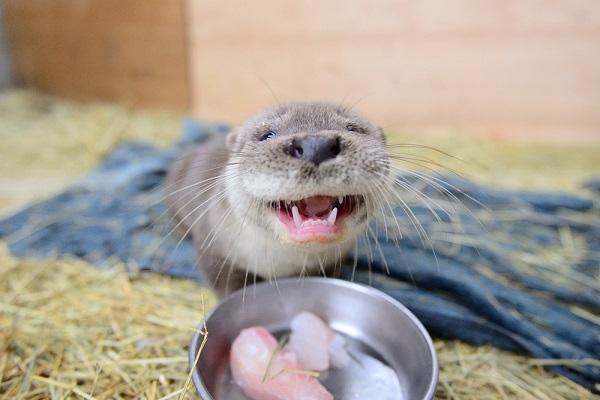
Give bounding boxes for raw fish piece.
[288,312,334,370]
[328,334,351,368]
[287,312,350,371]
[322,352,403,400]
[230,326,333,400]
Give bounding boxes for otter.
[166,102,391,296]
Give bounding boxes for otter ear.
[226,128,240,150]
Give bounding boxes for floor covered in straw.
[0,90,598,399]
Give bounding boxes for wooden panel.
[187,0,600,141]
[0,3,14,88]
[4,0,189,110]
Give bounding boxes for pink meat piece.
[230,326,333,400]
[287,312,350,371]
[328,334,351,368]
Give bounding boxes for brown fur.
[166,102,390,296]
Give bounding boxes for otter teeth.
[291,205,302,228]
[338,196,344,204]
[301,208,338,227]
[290,205,339,228]
[328,207,338,225]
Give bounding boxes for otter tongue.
[301,196,334,217]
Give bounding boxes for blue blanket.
[1,120,598,391]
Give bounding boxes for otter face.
[225,102,390,246]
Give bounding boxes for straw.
[1,244,597,399]
[0,90,181,215]
[0,243,217,399]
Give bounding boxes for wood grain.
[4,0,189,110]
[186,0,600,141]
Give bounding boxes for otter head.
[224,102,390,247]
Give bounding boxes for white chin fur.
[240,171,371,201]
[222,166,367,277]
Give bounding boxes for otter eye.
[346,123,364,133]
[260,130,277,141]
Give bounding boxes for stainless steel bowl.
[189,278,438,399]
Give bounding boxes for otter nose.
[289,136,341,165]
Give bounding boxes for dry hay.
[386,133,600,194]
[0,90,181,215]
[0,244,596,400]
[0,89,599,399]
[0,243,217,399]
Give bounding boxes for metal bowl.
[189,278,438,399]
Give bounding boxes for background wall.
[3,1,599,141]
[0,2,13,88]
[187,0,600,142]
[4,0,189,109]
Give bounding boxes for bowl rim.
[189,277,439,400]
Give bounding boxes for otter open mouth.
[271,195,360,242]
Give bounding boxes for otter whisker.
[376,179,430,246]
[170,190,229,252]
[381,162,474,217]
[213,200,257,297]
[384,163,487,237]
[200,203,233,251]
[364,177,404,244]
[317,255,327,278]
[335,244,343,277]
[143,181,238,265]
[367,225,390,275]
[385,143,465,163]
[362,181,389,241]
[387,153,465,179]
[370,167,460,258]
[146,154,244,199]
[364,176,402,242]
[362,231,374,285]
[298,252,310,281]
[145,169,238,229]
[383,172,450,224]
[351,239,359,282]
[386,161,485,210]
[155,171,238,227]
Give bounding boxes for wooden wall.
[0,2,13,88]
[4,1,600,141]
[4,0,189,110]
[186,1,600,141]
